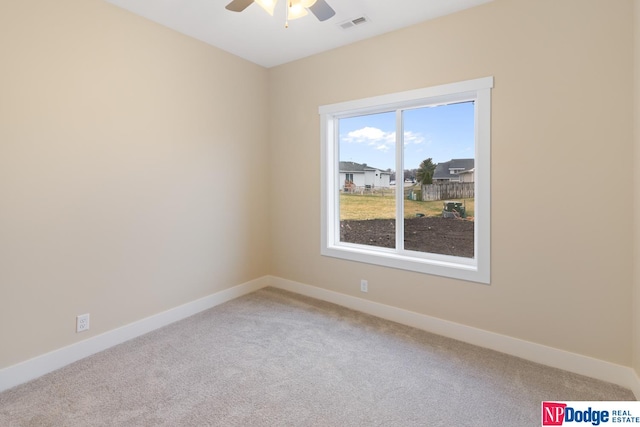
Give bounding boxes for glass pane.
[338,111,396,249]
[402,102,475,258]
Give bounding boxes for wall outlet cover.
[76,313,90,333]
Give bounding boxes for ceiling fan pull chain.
[285,0,290,28]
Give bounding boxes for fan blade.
[308,0,335,21]
[225,0,254,12]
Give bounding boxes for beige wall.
[634,0,640,376]
[0,0,269,369]
[1,0,637,375]
[269,0,635,365]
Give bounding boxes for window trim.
[320,77,493,284]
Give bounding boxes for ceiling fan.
[225,0,336,24]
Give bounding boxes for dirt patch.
[340,216,474,258]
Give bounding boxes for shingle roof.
[339,161,389,173]
[433,158,474,180]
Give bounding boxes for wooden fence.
[343,185,394,196]
[422,182,474,201]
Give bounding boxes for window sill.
[322,243,489,284]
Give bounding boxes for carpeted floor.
[0,287,635,426]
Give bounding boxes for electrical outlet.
[360,279,368,293]
[76,313,90,333]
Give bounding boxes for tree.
[416,158,436,185]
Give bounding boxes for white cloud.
[342,127,424,152]
[403,131,425,145]
[343,127,394,144]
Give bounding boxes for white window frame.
[320,77,493,284]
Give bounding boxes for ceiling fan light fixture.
[255,0,277,16]
[225,0,334,24]
[287,0,308,20]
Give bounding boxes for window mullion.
[395,109,404,252]
[333,117,341,246]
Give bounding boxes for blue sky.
[339,101,475,171]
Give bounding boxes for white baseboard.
[3,275,638,400]
[0,276,269,393]
[268,276,640,399]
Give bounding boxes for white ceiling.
[104,0,493,68]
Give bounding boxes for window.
[320,77,493,284]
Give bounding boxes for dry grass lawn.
[340,193,474,221]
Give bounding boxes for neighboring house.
[458,168,475,183]
[339,161,391,190]
[433,159,475,183]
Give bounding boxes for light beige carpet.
[0,287,635,426]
